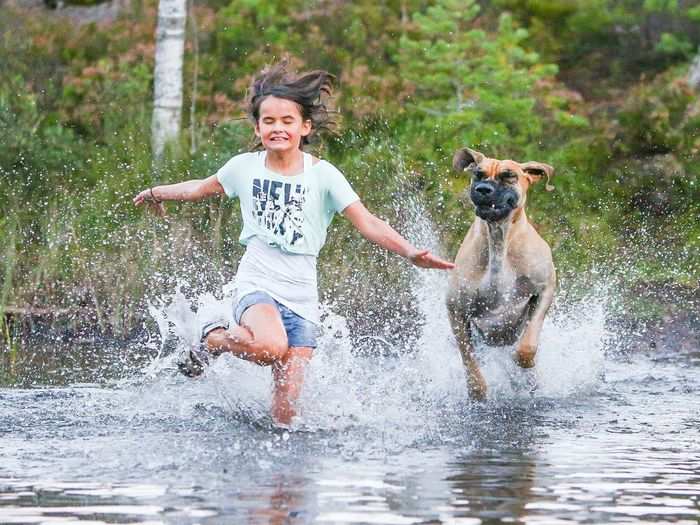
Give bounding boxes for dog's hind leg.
[516,274,555,368]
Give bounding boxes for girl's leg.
[271,346,313,426]
[204,303,288,365]
[204,298,315,425]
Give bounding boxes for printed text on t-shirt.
[251,178,306,246]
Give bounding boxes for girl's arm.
[342,201,455,270]
[133,175,224,215]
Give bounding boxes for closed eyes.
[471,167,486,180]
[499,171,518,182]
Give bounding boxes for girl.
[134,62,454,427]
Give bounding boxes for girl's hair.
[247,60,337,149]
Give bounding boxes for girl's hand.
[133,188,166,217]
[408,249,455,270]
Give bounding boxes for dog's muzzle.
[470,181,519,222]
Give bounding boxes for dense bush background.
[0,0,698,342]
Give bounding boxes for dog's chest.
[475,268,533,312]
[469,269,535,342]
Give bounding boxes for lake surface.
[1,267,699,525]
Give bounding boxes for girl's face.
[255,96,312,153]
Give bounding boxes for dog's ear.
[521,161,555,191]
[453,147,485,173]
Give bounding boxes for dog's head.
[453,147,554,223]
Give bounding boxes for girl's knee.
[261,337,289,362]
[204,327,228,352]
[274,346,313,372]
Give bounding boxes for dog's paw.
[469,388,488,401]
[515,345,537,368]
[468,378,488,401]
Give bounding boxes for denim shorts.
[233,291,319,349]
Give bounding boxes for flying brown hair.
[247,60,337,150]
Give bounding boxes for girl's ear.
[301,119,312,137]
[254,123,261,138]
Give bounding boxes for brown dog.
[446,147,556,399]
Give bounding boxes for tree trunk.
[151,0,186,161]
[689,48,700,91]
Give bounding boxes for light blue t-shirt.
[216,151,360,256]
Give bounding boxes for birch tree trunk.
[688,48,700,91]
[151,0,186,161]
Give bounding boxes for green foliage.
[643,0,678,12]
[0,77,82,208]
[398,2,557,160]
[656,32,694,57]
[490,0,700,93]
[616,68,697,155]
[215,0,303,70]
[0,0,698,335]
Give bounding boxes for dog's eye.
[471,168,486,180]
[499,172,518,182]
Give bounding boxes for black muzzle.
[470,181,519,222]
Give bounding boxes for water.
[3,274,699,524]
[2,206,699,524]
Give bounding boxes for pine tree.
[398,0,557,157]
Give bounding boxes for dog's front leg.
[449,312,488,400]
[516,274,555,368]
[460,330,488,400]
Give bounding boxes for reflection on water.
[1,346,699,524]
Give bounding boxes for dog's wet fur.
[447,147,556,400]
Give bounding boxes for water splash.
[138,185,608,443]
